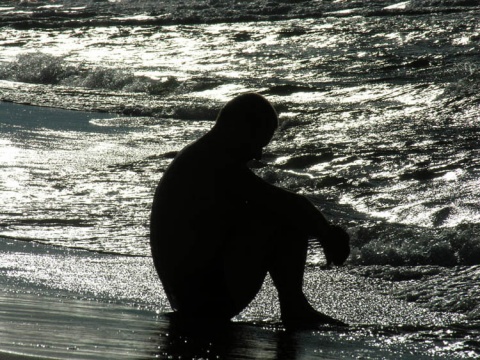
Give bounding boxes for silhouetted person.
[150,93,349,329]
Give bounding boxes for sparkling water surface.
[0,0,479,358]
[0,1,478,264]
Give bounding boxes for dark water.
[0,0,479,358]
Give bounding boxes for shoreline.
[0,282,163,360]
[1,237,474,359]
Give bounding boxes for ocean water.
[0,0,479,358]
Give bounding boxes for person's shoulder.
[170,139,205,163]
[181,136,212,156]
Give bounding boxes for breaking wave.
[0,52,184,95]
[346,222,480,266]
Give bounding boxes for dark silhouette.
[150,93,349,329]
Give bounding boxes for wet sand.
[0,285,163,359]
[0,352,56,360]
[0,352,64,360]
[1,236,466,359]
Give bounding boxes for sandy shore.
[0,284,165,360]
[0,237,164,359]
[1,236,468,359]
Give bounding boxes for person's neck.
[203,130,249,164]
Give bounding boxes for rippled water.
[1,0,479,263]
[0,0,479,357]
[0,102,210,254]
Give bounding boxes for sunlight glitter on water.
[0,3,479,266]
[0,5,479,357]
[195,84,251,102]
[0,141,19,163]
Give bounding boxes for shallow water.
[1,0,479,265]
[1,0,480,358]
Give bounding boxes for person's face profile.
[246,120,275,161]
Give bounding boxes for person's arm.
[241,167,331,237]
[242,167,350,266]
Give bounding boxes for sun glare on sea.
[0,141,19,164]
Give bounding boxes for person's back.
[150,93,350,328]
[151,134,253,315]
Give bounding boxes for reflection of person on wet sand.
[150,93,350,329]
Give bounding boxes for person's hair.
[215,93,278,133]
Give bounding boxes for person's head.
[212,93,278,162]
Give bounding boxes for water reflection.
[150,315,286,359]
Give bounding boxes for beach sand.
[0,236,465,359]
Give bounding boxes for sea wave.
[0,52,181,95]
[440,69,480,108]
[350,264,480,321]
[1,0,324,30]
[1,1,479,269]
[1,0,478,31]
[346,222,480,266]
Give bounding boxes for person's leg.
[268,227,310,321]
[171,217,345,327]
[267,227,345,328]
[170,258,239,321]
[222,223,272,317]
[223,218,345,328]
[166,223,272,321]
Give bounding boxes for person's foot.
[280,299,347,330]
[282,310,347,330]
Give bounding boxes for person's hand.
[321,225,350,267]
